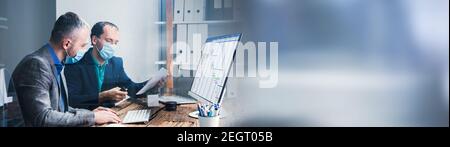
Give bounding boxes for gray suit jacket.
[12,45,95,127]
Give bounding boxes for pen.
[197,104,202,117]
[201,105,207,117]
[198,103,221,117]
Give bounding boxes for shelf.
[155,61,198,70]
[154,20,236,25]
[155,61,197,66]
[155,61,185,65]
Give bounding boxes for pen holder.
[198,116,220,127]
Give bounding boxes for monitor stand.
[159,95,197,105]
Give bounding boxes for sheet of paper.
[114,95,130,106]
[136,68,168,95]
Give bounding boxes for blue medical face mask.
[96,42,116,61]
[65,49,87,64]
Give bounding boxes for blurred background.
[1,0,448,127]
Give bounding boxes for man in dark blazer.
[64,21,162,110]
[11,12,121,127]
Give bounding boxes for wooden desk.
[101,99,199,127]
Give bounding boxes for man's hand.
[93,108,121,125]
[156,75,168,88]
[156,79,165,88]
[94,106,118,115]
[99,87,128,103]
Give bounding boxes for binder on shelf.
[175,24,188,67]
[174,0,185,21]
[193,0,206,21]
[171,0,209,70]
[184,0,195,21]
[184,24,196,70]
[186,24,208,70]
[194,24,207,67]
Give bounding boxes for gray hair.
[50,12,89,43]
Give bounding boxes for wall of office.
[56,0,161,82]
[0,0,56,74]
[0,0,56,127]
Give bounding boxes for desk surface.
[100,99,199,127]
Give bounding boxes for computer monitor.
[188,33,242,105]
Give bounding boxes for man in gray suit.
[12,12,121,127]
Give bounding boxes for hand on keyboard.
[94,110,121,125]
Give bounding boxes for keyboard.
[122,109,151,124]
[159,95,197,104]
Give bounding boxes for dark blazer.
[12,45,95,127]
[64,48,157,110]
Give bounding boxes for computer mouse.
[164,101,177,111]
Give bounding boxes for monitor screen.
[188,34,242,105]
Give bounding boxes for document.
[136,68,168,95]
